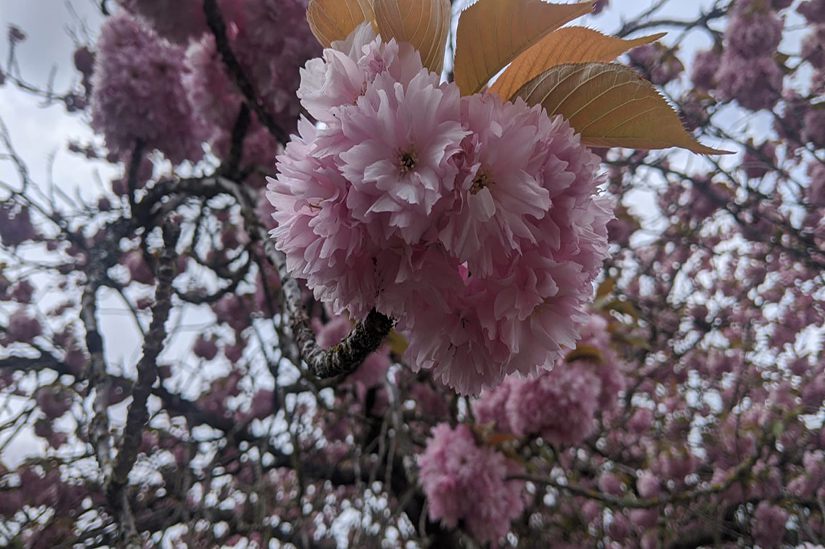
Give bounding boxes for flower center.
[470,171,493,194]
[399,151,417,175]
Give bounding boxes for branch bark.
[106,224,179,546]
[81,247,115,478]
[265,236,395,379]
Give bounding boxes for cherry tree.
[0,0,822,547]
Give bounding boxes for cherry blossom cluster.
[268,24,611,394]
[417,424,525,544]
[472,313,624,446]
[185,0,319,177]
[93,1,318,171]
[116,0,216,44]
[689,0,789,111]
[90,12,203,164]
[415,316,621,543]
[715,0,786,110]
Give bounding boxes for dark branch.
[107,224,179,544]
[126,140,145,221]
[225,103,251,178]
[81,237,118,476]
[267,235,395,379]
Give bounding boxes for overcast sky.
[1,0,108,199]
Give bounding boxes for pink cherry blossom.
[691,49,720,90]
[802,25,825,69]
[35,387,73,420]
[637,471,661,498]
[117,0,217,44]
[298,24,422,124]
[507,361,602,445]
[439,93,552,276]
[726,0,783,57]
[268,118,382,319]
[628,43,684,86]
[418,423,525,544]
[752,502,788,548]
[184,0,317,174]
[715,52,783,110]
[90,13,203,164]
[472,376,515,432]
[336,70,466,245]
[577,314,625,410]
[5,310,42,343]
[270,27,609,395]
[124,251,154,285]
[0,204,37,247]
[799,0,825,23]
[193,336,219,361]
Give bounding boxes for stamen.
[471,171,492,194]
[399,151,417,174]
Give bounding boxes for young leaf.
[374,0,451,75]
[307,0,375,48]
[565,344,605,365]
[595,276,616,300]
[515,62,730,154]
[454,0,592,96]
[491,27,666,101]
[386,329,409,356]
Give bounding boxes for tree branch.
[81,247,115,478]
[107,224,179,546]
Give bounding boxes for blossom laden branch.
[521,449,759,510]
[201,0,289,144]
[252,210,395,380]
[270,238,395,380]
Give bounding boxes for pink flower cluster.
[690,49,720,91]
[268,25,611,394]
[0,204,37,247]
[417,424,525,544]
[90,13,203,164]
[799,0,825,22]
[473,314,624,445]
[715,0,785,110]
[93,2,317,172]
[4,309,42,344]
[752,502,789,548]
[627,43,684,86]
